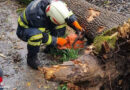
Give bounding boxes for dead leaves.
[97,26,106,33]
[118,19,130,39]
[67,83,80,90]
[87,8,100,22]
[0,53,6,58]
[26,82,31,87]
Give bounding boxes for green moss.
[107,35,117,49]
[94,35,110,53]
[58,83,68,90]
[103,28,118,36]
[93,28,118,54]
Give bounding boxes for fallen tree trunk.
[63,0,128,41]
[40,20,130,89]
[42,54,104,83]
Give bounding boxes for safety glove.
[65,15,85,36]
[57,37,68,47]
[72,21,85,35]
[57,34,85,49]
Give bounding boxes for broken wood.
[41,54,104,83]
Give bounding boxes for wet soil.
[0,1,58,90]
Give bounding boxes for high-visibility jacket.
[18,0,68,46]
[18,0,67,30]
[17,0,78,47]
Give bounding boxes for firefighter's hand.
[57,37,67,46]
[76,28,85,41]
[57,34,85,49]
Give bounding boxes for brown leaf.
[13,88,17,90]
[26,82,31,87]
[118,80,123,85]
[38,85,42,88]
[103,54,108,59]
[87,8,100,22]
[0,53,6,58]
[44,85,50,89]
[67,83,80,90]
[102,41,110,53]
[97,26,105,33]
[118,19,130,38]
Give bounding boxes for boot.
[27,53,42,70]
[43,45,52,54]
[43,45,57,54]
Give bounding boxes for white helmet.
[46,0,73,25]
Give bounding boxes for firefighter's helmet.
[46,0,73,25]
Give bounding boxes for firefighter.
[16,0,84,69]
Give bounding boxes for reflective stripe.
[28,40,42,46]
[23,9,28,24]
[29,34,43,41]
[46,34,52,45]
[55,24,67,30]
[38,28,46,32]
[18,17,29,28]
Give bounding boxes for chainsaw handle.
[72,29,85,48]
[72,35,80,47]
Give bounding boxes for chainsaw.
[72,28,86,48]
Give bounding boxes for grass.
[58,83,68,90]
[49,47,79,62]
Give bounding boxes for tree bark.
[63,0,128,41]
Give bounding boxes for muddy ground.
[0,1,58,90]
[0,0,130,90]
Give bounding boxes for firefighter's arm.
[65,14,84,34]
[42,32,67,46]
[42,32,84,49]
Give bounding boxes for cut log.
[41,54,104,83]
[63,0,128,41]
